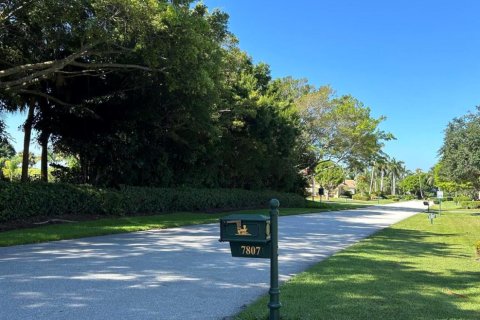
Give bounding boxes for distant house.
[334,179,356,198]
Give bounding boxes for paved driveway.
[0,201,425,320]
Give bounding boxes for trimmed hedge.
[0,182,306,222]
[459,201,480,209]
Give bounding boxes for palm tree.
[369,161,375,194]
[416,168,424,198]
[376,157,389,193]
[369,155,388,194]
[388,158,405,196]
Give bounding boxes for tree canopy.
[314,160,345,194]
[439,107,480,191]
[295,88,394,169]
[0,0,397,194]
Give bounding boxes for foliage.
[433,162,471,193]
[459,201,480,209]
[0,0,192,97]
[398,170,434,198]
[354,173,370,195]
[369,193,380,200]
[1,154,21,181]
[0,141,15,159]
[314,161,344,193]
[388,157,405,195]
[0,118,15,180]
[4,4,307,193]
[0,1,402,197]
[0,182,305,222]
[453,195,471,204]
[296,90,394,168]
[352,194,370,201]
[439,107,480,190]
[386,195,401,201]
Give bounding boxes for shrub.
[0,182,306,222]
[454,195,471,204]
[392,198,400,202]
[459,201,480,209]
[403,195,416,200]
[352,194,370,201]
[0,182,103,222]
[305,200,329,209]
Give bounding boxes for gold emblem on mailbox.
[236,224,251,236]
[227,220,251,236]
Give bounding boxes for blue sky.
[204,0,480,171]
[4,0,480,171]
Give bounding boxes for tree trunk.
[369,166,375,194]
[311,176,315,201]
[40,132,49,182]
[21,102,35,182]
[392,174,396,195]
[418,175,424,199]
[380,170,384,192]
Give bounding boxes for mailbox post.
[219,198,281,320]
[268,199,281,320]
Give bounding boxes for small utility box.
[219,214,271,258]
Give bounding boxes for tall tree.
[47,2,231,187]
[1,0,189,181]
[296,91,394,170]
[439,107,480,193]
[0,0,174,100]
[376,156,389,193]
[388,158,405,195]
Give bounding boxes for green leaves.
[439,107,480,190]
[0,182,306,223]
[314,160,345,191]
[296,89,394,169]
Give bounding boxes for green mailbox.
[219,199,281,319]
[219,214,271,259]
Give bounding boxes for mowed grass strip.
[0,202,366,247]
[237,210,480,320]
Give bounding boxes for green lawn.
[310,196,397,205]
[237,210,480,319]
[324,198,395,206]
[430,200,462,212]
[0,202,366,247]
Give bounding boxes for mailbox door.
[220,215,270,243]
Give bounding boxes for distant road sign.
[437,191,444,199]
